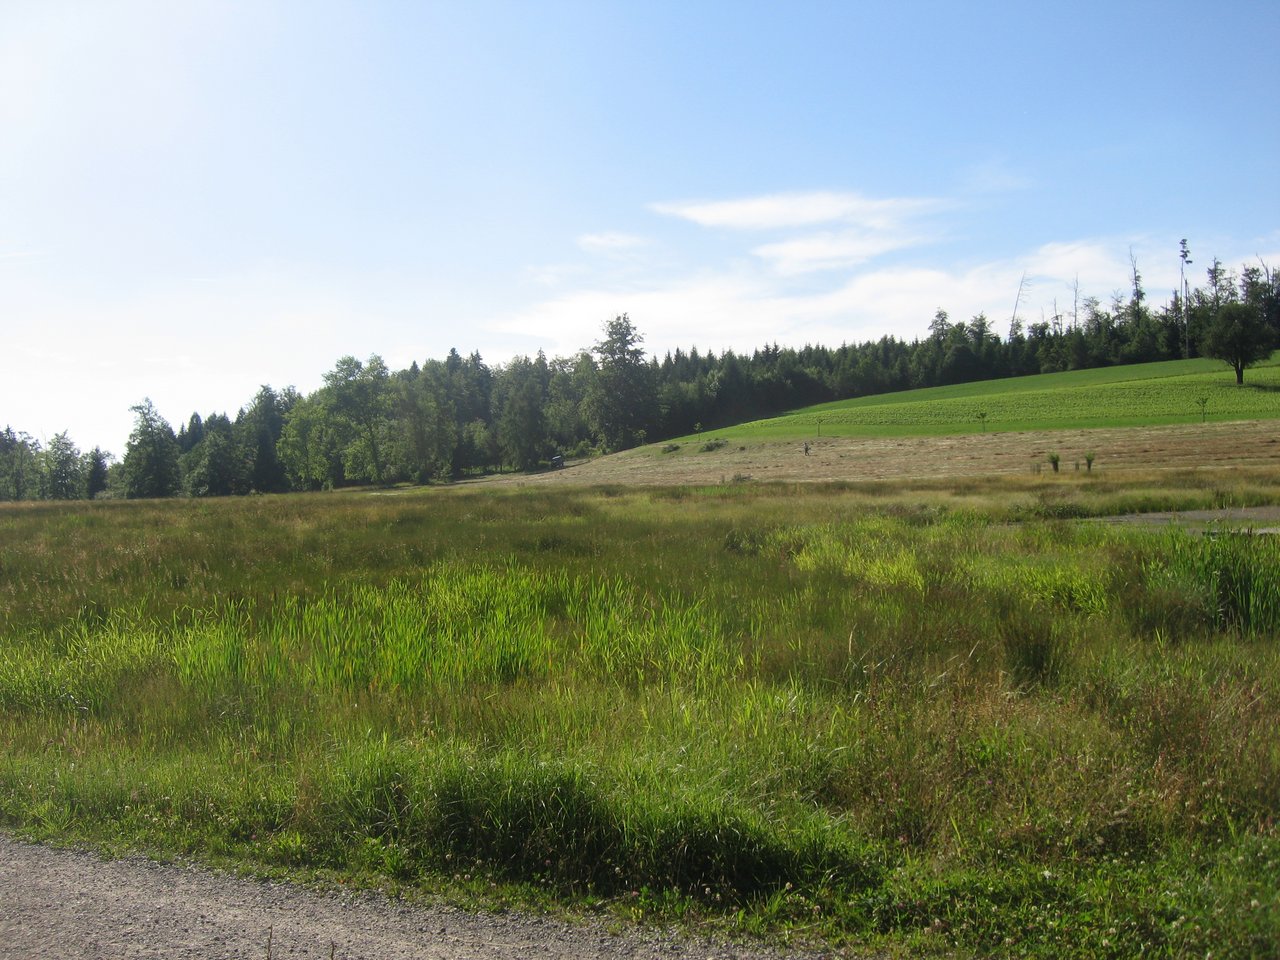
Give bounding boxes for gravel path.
[0,837,822,960]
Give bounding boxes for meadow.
[2,470,1279,958]
[680,355,1280,440]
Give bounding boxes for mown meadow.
[2,470,1279,957]
[684,355,1280,440]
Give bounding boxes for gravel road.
[0,836,823,960]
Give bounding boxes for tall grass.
[1155,530,1280,635]
[1,476,1278,956]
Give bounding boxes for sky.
[3,0,1278,455]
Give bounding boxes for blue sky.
[3,0,1278,454]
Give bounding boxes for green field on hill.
[677,355,1280,442]
[2,472,1279,957]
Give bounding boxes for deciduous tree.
[41,431,83,500]
[323,355,391,484]
[279,395,345,490]
[584,315,656,451]
[122,399,181,498]
[0,428,39,501]
[1201,302,1274,384]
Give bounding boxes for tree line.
[3,255,1276,501]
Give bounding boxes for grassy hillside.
[675,355,1280,441]
[2,473,1279,957]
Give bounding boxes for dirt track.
[0,837,816,960]
[503,420,1280,487]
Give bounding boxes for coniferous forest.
[3,257,1277,500]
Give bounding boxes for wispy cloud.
[577,231,647,253]
[652,190,947,275]
[522,262,588,288]
[651,191,944,231]
[494,237,1168,362]
[521,234,650,290]
[752,230,932,275]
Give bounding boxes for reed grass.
[1,472,1278,957]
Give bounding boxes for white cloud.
[492,272,782,360]
[651,191,944,231]
[752,230,932,275]
[522,262,588,288]
[577,232,647,253]
[493,236,1199,363]
[499,231,1280,367]
[651,190,948,275]
[495,264,967,363]
[1022,240,1126,283]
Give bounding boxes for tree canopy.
[585,314,656,451]
[1201,302,1274,384]
[122,399,180,499]
[323,355,391,484]
[6,254,1277,502]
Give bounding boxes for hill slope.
[479,357,1280,488]
[508,419,1280,488]
[695,355,1280,440]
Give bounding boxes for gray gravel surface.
[0,837,827,960]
